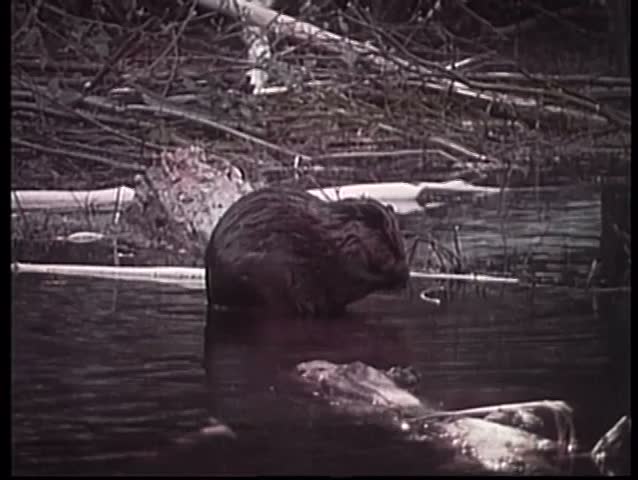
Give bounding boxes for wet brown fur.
[205,187,409,316]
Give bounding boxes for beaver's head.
[328,198,410,291]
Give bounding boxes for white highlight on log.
[307,180,500,202]
[11,186,135,212]
[411,271,520,285]
[242,0,274,93]
[59,232,107,244]
[10,179,497,215]
[11,262,520,290]
[10,179,517,289]
[11,262,205,290]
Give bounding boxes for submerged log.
[294,360,629,475]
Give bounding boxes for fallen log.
[11,186,135,212]
[11,262,521,294]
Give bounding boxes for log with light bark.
[11,187,135,212]
[196,0,628,130]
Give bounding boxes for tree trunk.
[608,0,631,76]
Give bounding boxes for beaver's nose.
[388,264,410,289]
[398,265,410,286]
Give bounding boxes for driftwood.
[198,0,628,130]
[11,186,135,212]
[308,180,500,202]
[10,261,521,292]
[11,262,204,290]
[591,415,631,477]
[294,360,629,475]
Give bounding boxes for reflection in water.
[12,271,629,475]
[11,276,209,475]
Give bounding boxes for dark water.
[12,276,630,475]
[11,189,630,475]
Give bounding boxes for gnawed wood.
[129,145,253,258]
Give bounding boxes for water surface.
[12,273,629,475]
[11,188,630,475]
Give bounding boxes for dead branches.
[197,0,630,131]
[10,0,630,192]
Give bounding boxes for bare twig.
[410,270,520,284]
[12,138,144,172]
[133,84,310,161]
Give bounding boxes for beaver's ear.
[330,201,360,220]
[358,203,388,229]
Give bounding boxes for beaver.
[205,186,410,316]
